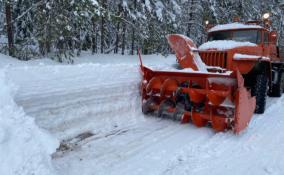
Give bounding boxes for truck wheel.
[269,71,284,97]
[280,71,284,93]
[282,72,284,94]
[251,73,268,114]
[281,72,284,93]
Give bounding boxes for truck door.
[263,31,270,57]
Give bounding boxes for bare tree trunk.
[100,19,105,53]
[92,18,97,54]
[187,0,193,37]
[45,16,51,54]
[115,22,119,54]
[121,9,127,55]
[121,25,126,55]
[100,0,107,54]
[95,31,98,53]
[5,1,13,56]
[130,29,135,55]
[115,3,122,54]
[130,0,137,55]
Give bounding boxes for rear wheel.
[251,72,268,114]
[269,71,284,97]
[282,72,284,94]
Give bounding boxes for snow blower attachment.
[139,34,256,134]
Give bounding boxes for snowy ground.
[1,53,284,175]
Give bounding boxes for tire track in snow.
[162,96,284,175]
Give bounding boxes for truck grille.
[199,51,227,68]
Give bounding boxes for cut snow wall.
[0,69,59,175]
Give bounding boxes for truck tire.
[282,72,284,94]
[251,72,268,114]
[269,71,284,97]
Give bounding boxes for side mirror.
[270,31,277,44]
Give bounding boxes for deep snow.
[1,53,284,175]
[199,40,257,51]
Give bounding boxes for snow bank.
[199,40,257,51]
[0,70,59,175]
[208,23,262,33]
[0,53,23,68]
[0,53,58,68]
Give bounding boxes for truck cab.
[198,22,284,114]
[207,26,280,61]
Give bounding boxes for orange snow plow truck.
[139,19,284,134]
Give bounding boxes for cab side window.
[256,31,261,44]
[264,32,269,45]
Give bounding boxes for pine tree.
[5,0,13,56]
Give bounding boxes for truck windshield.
[208,30,261,44]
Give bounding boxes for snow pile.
[208,23,262,33]
[193,53,208,72]
[147,65,231,75]
[0,70,59,175]
[207,77,236,86]
[199,40,257,51]
[233,53,270,61]
[234,53,260,60]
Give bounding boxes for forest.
[0,0,284,62]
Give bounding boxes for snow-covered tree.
[0,0,283,61]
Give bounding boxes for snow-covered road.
[2,54,284,175]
